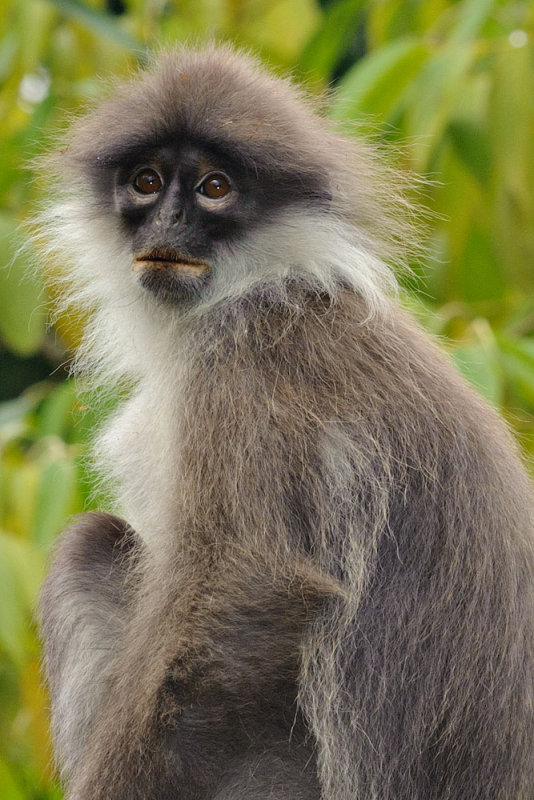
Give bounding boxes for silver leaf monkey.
[38,45,534,800]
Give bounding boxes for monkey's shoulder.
[196,285,490,422]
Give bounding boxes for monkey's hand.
[39,512,140,779]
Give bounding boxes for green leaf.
[37,381,78,441]
[453,340,503,406]
[0,532,43,666]
[244,0,322,64]
[0,214,46,356]
[498,335,534,407]
[448,0,496,45]
[330,36,429,122]
[31,454,79,550]
[448,119,491,185]
[488,43,534,289]
[297,0,366,80]
[14,0,56,74]
[4,532,44,605]
[405,43,476,171]
[0,393,36,430]
[0,757,25,800]
[369,0,448,43]
[0,31,17,82]
[0,547,26,666]
[44,0,144,54]
[456,224,505,303]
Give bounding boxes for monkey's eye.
[197,173,231,199]
[132,168,163,195]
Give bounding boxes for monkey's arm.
[40,512,139,778]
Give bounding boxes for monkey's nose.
[172,208,184,226]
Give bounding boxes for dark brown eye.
[197,173,231,199]
[133,168,163,195]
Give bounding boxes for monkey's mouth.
[133,248,212,305]
[133,248,211,278]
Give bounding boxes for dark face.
[110,143,252,304]
[93,138,330,306]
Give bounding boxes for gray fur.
[38,45,534,799]
[40,513,139,777]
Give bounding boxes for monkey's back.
[174,281,534,799]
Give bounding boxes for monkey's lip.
[133,249,211,277]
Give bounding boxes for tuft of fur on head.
[35,43,418,385]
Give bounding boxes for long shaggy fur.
[38,45,534,799]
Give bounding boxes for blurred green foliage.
[0,0,533,796]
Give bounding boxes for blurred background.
[0,0,533,796]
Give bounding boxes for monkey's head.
[66,46,344,307]
[40,45,412,323]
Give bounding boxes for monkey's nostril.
[172,209,184,226]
